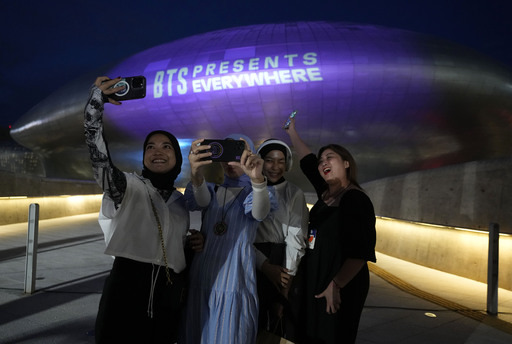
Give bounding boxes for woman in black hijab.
[84,76,203,344]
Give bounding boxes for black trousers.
[255,243,306,342]
[95,257,186,344]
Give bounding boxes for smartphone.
[283,110,297,129]
[106,76,146,101]
[200,139,246,162]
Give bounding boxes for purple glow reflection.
[105,22,428,142]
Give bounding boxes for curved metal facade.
[10,21,512,184]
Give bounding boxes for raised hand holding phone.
[283,110,297,129]
[105,76,146,101]
[199,139,245,162]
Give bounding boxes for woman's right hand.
[94,76,124,105]
[188,139,212,185]
[315,281,342,315]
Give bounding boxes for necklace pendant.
[214,221,228,235]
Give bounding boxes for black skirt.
[95,257,186,344]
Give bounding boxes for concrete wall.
[0,171,103,225]
[2,162,512,290]
[361,159,512,290]
[0,171,101,197]
[0,195,102,225]
[375,217,512,291]
[4,157,512,232]
[364,158,512,234]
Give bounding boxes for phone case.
[108,76,146,101]
[201,139,245,162]
[283,110,297,129]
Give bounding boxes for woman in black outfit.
[285,117,376,344]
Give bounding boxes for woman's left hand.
[315,281,341,314]
[262,260,292,294]
[187,229,204,252]
[228,139,265,183]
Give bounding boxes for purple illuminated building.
[9,21,512,231]
[12,22,512,182]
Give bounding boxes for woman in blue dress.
[182,135,276,344]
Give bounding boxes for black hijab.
[141,130,182,190]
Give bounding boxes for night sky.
[1,0,510,129]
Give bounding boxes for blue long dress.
[183,175,274,344]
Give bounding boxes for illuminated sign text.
[153,52,323,97]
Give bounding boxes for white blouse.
[254,180,309,275]
[98,173,189,273]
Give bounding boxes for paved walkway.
[0,214,511,343]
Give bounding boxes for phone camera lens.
[132,77,144,88]
[209,142,223,159]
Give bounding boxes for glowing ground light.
[424,312,437,318]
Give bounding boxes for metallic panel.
[10,22,512,186]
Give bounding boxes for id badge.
[307,229,317,249]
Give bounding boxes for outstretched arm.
[83,76,127,207]
[284,116,312,159]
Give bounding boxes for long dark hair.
[318,144,361,189]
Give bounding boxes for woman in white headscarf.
[254,139,309,342]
